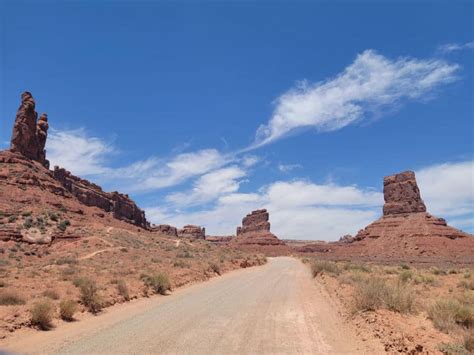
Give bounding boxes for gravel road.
[4,257,377,354]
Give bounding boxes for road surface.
[3,257,377,354]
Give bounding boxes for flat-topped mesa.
[383,171,426,216]
[178,225,205,239]
[10,91,49,168]
[237,209,271,235]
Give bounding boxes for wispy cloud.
[166,166,247,207]
[47,129,114,176]
[438,41,474,53]
[250,50,459,148]
[278,163,302,173]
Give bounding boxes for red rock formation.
[151,224,178,237]
[383,171,426,216]
[178,225,205,239]
[10,92,49,168]
[53,167,148,229]
[232,209,289,256]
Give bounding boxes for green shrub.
[142,273,171,295]
[58,219,70,232]
[23,217,33,229]
[30,299,55,330]
[21,211,32,217]
[400,264,411,270]
[0,290,26,305]
[78,278,102,313]
[42,289,60,300]
[48,212,59,222]
[311,260,340,277]
[117,280,130,301]
[8,215,17,223]
[59,299,77,321]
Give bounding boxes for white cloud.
[278,163,302,173]
[47,129,113,176]
[148,179,382,240]
[251,50,459,148]
[166,166,247,206]
[416,160,474,219]
[438,42,474,53]
[46,128,232,192]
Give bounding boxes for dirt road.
[3,257,380,354]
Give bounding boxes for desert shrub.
[23,217,33,229]
[72,277,88,288]
[173,260,189,268]
[464,332,474,352]
[56,256,77,265]
[21,211,32,217]
[343,263,371,273]
[142,273,171,295]
[177,249,193,258]
[399,270,414,284]
[353,277,389,311]
[42,289,60,300]
[432,267,448,276]
[458,280,474,291]
[429,299,473,333]
[400,264,411,270]
[209,262,221,275]
[413,273,437,286]
[30,299,55,330]
[0,290,26,305]
[383,266,399,275]
[437,342,469,355]
[116,280,130,301]
[311,260,340,277]
[385,284,416,314]
[8,215,17,223]
[78,278,102,313]
[58,219,70,232]
[48,212,59,222]
[339,271,365,285]
[59,299,77,321]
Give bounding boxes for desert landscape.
[1,1,473,354]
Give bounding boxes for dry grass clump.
[0,290,26,305]
[30,299,55,330]
[343,263,371,273]
[77,278,102,313]
[428,299,473,333]
[353,277,416,314]
[59,299,77,321]
[311,260,340,277]
[142,273,171,295]
[42,289,60,300]
[458,280,474,291]
[398,270,414,284]
[209,262,221,275]
[116,280,130,301]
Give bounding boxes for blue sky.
[1,1,473,240]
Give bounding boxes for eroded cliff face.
[7,91,148,230]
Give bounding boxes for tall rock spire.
[10,91,49,168]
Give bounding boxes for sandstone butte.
[231,209,291,256]
[297,171,474,264]
[1,92,149,244]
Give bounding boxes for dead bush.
[59,299,77,321]
[142,273,171,295]
[0,290,26,305]
[30,299,55,330]
[428,299,473,333]
[42,289,60,300]
[311,260,340,277]
[117,280,130,301]
[353,277,388,311]
[78,278,102,313]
